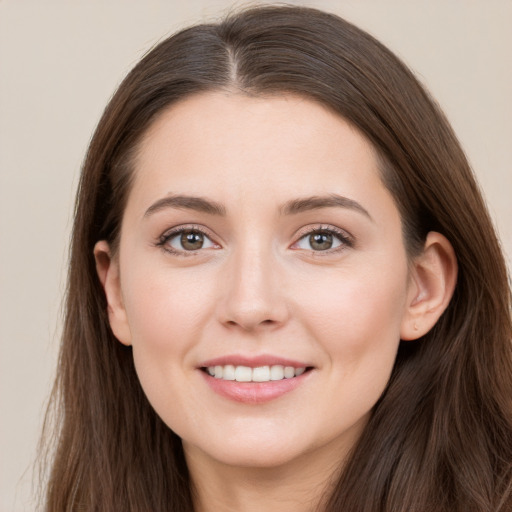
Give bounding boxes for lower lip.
[200,370,311,404]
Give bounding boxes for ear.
[94,241,132,346]
[400,232,458,340]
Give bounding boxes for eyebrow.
[144,194,227,217]
[281,194,373,220]
[144,193,372,220]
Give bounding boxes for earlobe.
[93,241,132,346]
[400,232,458,341]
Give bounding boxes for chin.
[191,442,307,470]
[181,423,312,468]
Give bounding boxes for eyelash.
[156,225,217,257]
[292,225,354,254]
[155,224,354,256]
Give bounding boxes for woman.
[41,5,512,511]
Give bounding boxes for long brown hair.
[41,5,512,511]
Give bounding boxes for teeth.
[235,366,252,382]
[270,365,284,380]
[223,364,235,380]
[206,365,307,382]
[284,366,295,379]
[252,366,270,382]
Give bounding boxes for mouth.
[201,364,313,382]
[198,356,315,403]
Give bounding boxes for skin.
[95,92,457,512]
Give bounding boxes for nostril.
[224,316,280,331]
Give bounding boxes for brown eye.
[161,228,216,253]
[293,228,350,253]
[309,232,333,251]
[180,230,205,250]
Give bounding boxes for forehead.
[139,92,372,155]
[132,92,383,199]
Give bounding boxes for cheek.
[119,264,221,430]
[120,263,217,385]
[296,259,408,369]
[123,261,215,341]
[293,263,408,433]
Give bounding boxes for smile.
[205,365,307,382]
[199,358,314,403]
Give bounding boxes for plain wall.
[1,1,510,510]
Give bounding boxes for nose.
[216,242,290,332]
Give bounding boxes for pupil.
[310,232,332,251]
[181,231,204,250]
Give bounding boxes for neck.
[184,441,348,512]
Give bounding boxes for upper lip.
[199,354,312,368]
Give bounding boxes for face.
[102,92,417,471]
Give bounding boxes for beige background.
[1,1,510,510]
